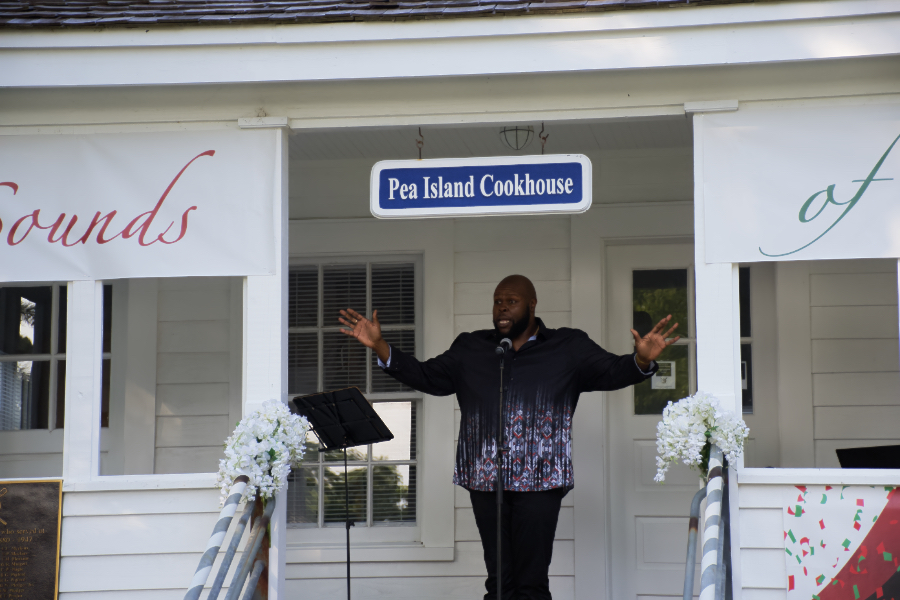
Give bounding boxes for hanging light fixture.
[499,125,534,151]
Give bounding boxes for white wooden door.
[607,244,703,600]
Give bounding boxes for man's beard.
[494,307,532,341]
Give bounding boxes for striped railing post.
[699,445,724,600]
[184,475,250,600]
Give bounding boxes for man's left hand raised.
[631,315,680,368]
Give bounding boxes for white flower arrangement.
[216,399,311,504]
[654,390,749,483]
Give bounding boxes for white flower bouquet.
[216,399,311,504]
[654,390,749,483]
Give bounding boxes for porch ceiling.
[288,117,694,219]
[288,117,692,161]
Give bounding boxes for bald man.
[340,275,678,600]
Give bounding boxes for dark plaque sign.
[0,480,62,600]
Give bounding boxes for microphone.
[495,338,512,355]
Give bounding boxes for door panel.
[607,244,700,600]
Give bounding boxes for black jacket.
[383,318,655,491]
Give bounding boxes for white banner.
[0,129,276,281]
[701,102,900,263]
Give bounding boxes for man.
[339,274,679,600]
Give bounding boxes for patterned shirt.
[381,318,655,492]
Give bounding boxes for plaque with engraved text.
[0,480,62,600]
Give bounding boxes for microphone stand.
[495,338,511,600]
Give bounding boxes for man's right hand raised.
[339,308,391,363]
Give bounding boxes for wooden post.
[692,112,744,599]
[242,124,289,600]
[61,280,105,482]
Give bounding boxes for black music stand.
[289,387,393,600]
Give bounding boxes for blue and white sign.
[370,154,592,218]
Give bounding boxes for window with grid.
[0,284,112,431]
[286,260,419,528]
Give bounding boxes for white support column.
[692,113,742,412]
[61,280,105,483]
[242,124,289,600]
[692,112,744,599]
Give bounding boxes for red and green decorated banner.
[784,485,899,600]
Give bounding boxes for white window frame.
[286,255,422,538]
[286,217,455,563]
[0,282,116,475]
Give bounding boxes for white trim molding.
[684,100,739,113]
[239,117,290,129]
[287,217,456,562]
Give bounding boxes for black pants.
[469,487,568,600]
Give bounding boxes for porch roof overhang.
[1,0,898,89]
[0,0,775,29]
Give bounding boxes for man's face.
[492,284,534,339]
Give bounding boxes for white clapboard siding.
[810,305,899,339]
[154,278,239,475]
[809,272,898,306]
[58,486,246,598]
[63,488,223,516]
[806,264,899,469]
[61,590,217,600]
[453,216,571,253]
[156,416,231,448]
[155,446,225,475]
[740,591,787,600]
[156,353,231,385]
[814,406,900,439]
[455,248,572,283]
[157,321,230,353]
[157,383,232,416]
[811,339,899,373]
[738,484,790,594]
[0,452,63,477]
[812,372,900,406]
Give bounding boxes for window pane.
[101,358,111,428]
[56,360,66,428]
[739,267,751,339]
[324,445,367,463]
[632,270,689,338]
[322,331,366,392]
[373,464,416,524]
[741,343,753,414]
[324,465,367,526]
[58,285,67,352]
[289,267,319,328]
[286,466,320,526]
[371,263,415,326]
[372,401,415,461]
[633,344,690,415]
[322,264,366,321]
[102,285,113,354]
[0,360,50,430]
[0,287,52,355]
[372,330,415,393]
[288,332,318,395]
[303,429,321,464]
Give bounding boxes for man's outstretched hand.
[339,308,391,363]
[631,314,680,367]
